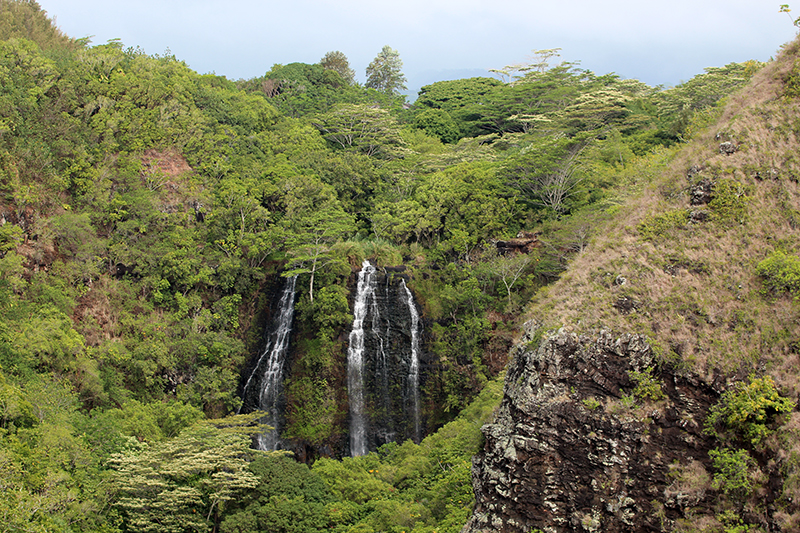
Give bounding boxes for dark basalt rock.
[689,178,714,206]
[496,232,542,255]
[462,325,719,533]
[686,165,703,180]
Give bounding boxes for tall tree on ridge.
[320,50,355,84]
[365,45,407,95]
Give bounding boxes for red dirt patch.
[141,149,193,177]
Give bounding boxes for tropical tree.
[280,175,355,302]
[109,415,265,533]
[319,50,355,84]
[365,45,407,95]
[313,103,404,158]
[504,134,592,215]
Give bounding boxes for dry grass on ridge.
[521,36,800,391]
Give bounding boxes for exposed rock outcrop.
[463,324,720,533]
[496,232,542,255]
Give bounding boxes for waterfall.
[347,260,375,456]
[374,279,394,445]
[347,262,425,455]
[401,279,422,443]
[239,275,297,451]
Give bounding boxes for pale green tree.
[365,45,407,95]
[109,414,267,533]
[314,103,404,158]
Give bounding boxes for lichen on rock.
[462,324,719,533]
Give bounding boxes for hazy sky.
[37,0,799,96]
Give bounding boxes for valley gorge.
[3,2,800,531]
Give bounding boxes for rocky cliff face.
[463,324,722,533]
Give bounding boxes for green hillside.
[0,1,784,531]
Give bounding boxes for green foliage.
[109,416,263,533]
[220,454,331,533]
[756,250,800,298]
[652,62,760,138]
[249,61,362,117]
[414,108,460,143]
[628,366,665,402]
[308,378,504,533]
[709,447,755,500]
[785,58,800,98]
[283,377,339,445]
[0,0,83,54]
[637,209,689,240]
[582,397,602,410]
[503,134,596,217]
[320,50,355,85]
[315,103,405,158]
[374,162,516,250]
[415,77,503,139]
[91,398,203,444]
[0,371,116,533]
[296,284,351,341]
[365,45,407,95]
[708,178,750,224]
[705,376,795,446]
[281,175,355,302]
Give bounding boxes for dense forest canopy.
[0,1,773,532]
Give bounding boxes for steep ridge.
[464,37,800,532]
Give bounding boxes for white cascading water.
[239,276,297,451]
[401,279,422,443]
[347,260,376,456]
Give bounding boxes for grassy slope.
[522,36,800,393]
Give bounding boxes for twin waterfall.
[347,260,423,456]
[240,262,423,456]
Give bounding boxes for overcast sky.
[37,0,799,97]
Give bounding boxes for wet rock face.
[463,326,718,533]
[354,269,427,452]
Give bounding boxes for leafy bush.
[756,250,800,298]
[708,178,750,224]
[582,397,602,410]
[708,447,755,500]
[629,366,665,402]
[704,376,795,446]
[785,59,800,99]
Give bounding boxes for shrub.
[629,366,665,402]
[708,447,754,500]
[704,376,795,446]
[637,209,689,241]
[756,250,800,298]
[785,59,800,99]
[708,178,750,224]
[582,397,602,410]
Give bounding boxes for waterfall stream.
[401,279,422,443]
[239,275,297,451]
[347,260,375,456]
[347,261,424,456]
